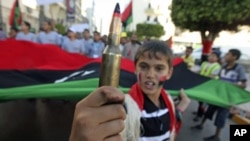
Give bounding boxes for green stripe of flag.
[0,78,249,108]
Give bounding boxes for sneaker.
[192,111,197,115]
[204,135,220,141]
[191,124,203,130]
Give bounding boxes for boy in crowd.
[37,20,61,46]
[61,28,85,54]
[69,41,191,141]
[192,49,247,141]
[9,27,18,39]
[88,31,105,58]
[16,21,36,42]
[193,51,221,121]
[181,46,195,69]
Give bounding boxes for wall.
[0,0,40,33]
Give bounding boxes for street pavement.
[176,100,232,141]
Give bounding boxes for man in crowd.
[82,29,93,57]
[62,28,85,54]
[122,34,140,61]
[37,20,62,46]
[8,27,18,39]
[61,28,85,54]
[88,31,105,58]
[16,21,36,42]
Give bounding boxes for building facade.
[0,0,40,33]
[131,0,174,40]
[0,0,87,34]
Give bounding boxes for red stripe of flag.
[122,1,132,22]
[0,40,183,73]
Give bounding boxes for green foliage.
[136,23,165,38]
[126,31,134,37]
[55,24,66,34]
[171,0,250,32]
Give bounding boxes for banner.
[36,0,63,6]
[66,0,76,22]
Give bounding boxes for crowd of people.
[181,46,249,141]
[0,20,155,61]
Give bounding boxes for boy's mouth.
[144,81,156,89]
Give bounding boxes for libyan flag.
[0,40,250,108]
[122,0,132,29]
[9,0,22,29]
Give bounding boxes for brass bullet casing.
[99,3,122,87]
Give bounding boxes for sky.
[83,0,131,34]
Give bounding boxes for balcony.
[145,8,163,16]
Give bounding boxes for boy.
[181,46,195,69]
[192,49,247,141]
[37,20,62,46]
[61,28,85,54]
[69,41,191,141]
[16,21,36,42]
[129,41,190,141]
[193,51,221,121]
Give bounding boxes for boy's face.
[208,53,218,63]
[21,23,28,31]
[185,48,193,56]
[225,51,236,62]
[135,52,173,96]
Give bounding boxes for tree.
[171,0,250,61]
[55,24,66,35]
[136,23,165,38]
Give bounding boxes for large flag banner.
[66,0,76,22]
[9,0,22,29]
[0,40,250,108]
[122,0,132,29]
[36,0,64,5]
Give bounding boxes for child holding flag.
[193,51,222,121]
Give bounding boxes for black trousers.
[196,101,205,117]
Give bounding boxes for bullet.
[99,3,122,87]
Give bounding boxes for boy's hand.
[69,86,126,141]
[176,89,190,112]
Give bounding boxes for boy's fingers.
[79,86,125,107]
[104,135,123,141]
[89,104,126,124]
[98,119,125,140]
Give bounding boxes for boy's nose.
[145,69,155,78]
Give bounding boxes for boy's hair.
[134,40,173,67]
[10,27,18,32]
[229,49,241,60]
[44,20,52,26]
[186,46,193,51]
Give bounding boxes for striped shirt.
[140,94,171,141]
[219,64,247,83]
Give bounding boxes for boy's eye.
[139,64,148,70]
[156,67,163,71]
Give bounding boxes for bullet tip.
[114,3,120,13]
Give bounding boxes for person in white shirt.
[16,21,36,42]
[61,28,85,54]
